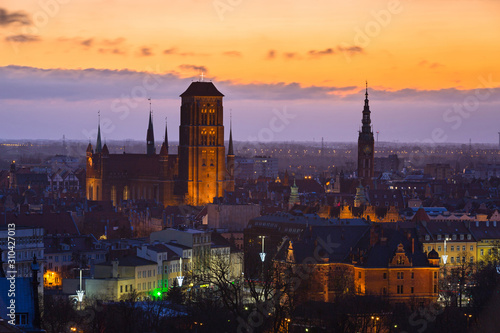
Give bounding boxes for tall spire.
[228,110,234,155]
[164,116,168,147]
[361,82,372,134]
[96,111,102,153]
[146,98,155,155]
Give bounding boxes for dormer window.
[425,235,430,241]
[452,234,457,240]
[467,234,471,240]
[460,234,464,240]
[437,235,442,240]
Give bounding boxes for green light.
[157,291,161,296]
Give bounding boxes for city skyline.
[1,0,499,143]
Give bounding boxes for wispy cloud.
[81,38,93,47]
[5,34,40,43]
[2,66,499,105]
[266,50,276,60]
[139,47,153,57]
[308,48,335,57]
[178,64,207,72]
[0,8,30,26]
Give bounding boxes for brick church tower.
[357,82,375,187]
[178,81,234,205]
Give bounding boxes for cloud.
[81,38,93,47]
[284,52,298,59]
[0,8,30,26]
[5,34,40,43]
[337,45,364,55]
[163,47,177,55]
[162,47,208,57]
[223,51,242,57]
[102,38,125,46]
[267,50,276,59]
[308,48,335,57]
[98,48,126,55]
[2,66,499,106]
[178,64,207,73]
[139,47,153,56]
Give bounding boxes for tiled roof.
[180,82,224,97]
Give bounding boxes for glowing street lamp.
[258,236,267,263]
[177,257,184,287]
[76,268,85,310]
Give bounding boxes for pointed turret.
[96,118,102,153]
[102,143,109,155]
[228,123,234,156]
[159,117,169,156]
[146,102,155,155]
[86,142,93,154]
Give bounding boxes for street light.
[76,268,85,310]
[258,236,267,263]
[177,257,184,287]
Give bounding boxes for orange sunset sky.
[0,0,499,143]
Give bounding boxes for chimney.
[112,259,119,278]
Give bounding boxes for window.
[411,287,414,294]
[467,234,471,240]
[411,272,414,279]
[434,285,438,293]
[427,246,431,252]
[460,234,464,240]
[15,314,28,326]
[425,235,430,241]
[470,245,474,252]
[451,257,455,263]
[456,257,460,263]
[438,246,442,252]
[383,273,387,279]
[434,272,438,279]
[470,257,474,263]
[397,285,404,294]
[452,235,456,240]
[125,285,128,292]
[450,246,454,252]
[437,235,442,240]
[462,246,466,251]
[120,285,123,293]
[358,272,361,279]
[481,249,484,256]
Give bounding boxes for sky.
[0,0,499,144]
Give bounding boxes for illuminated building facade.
[86,81,234,206]
[275,224,440,304]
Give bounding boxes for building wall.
[207,204,261,230]
[0,227,44,294]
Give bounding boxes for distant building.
[424,163,453,180]
[0,226,44,294]
[86,81,234,207]
[234,156,279,180]
[374,154,401,173]
[206,203,261,230]
[357,84,375,187]
[275,224,440,304]
[86,256,158,301]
